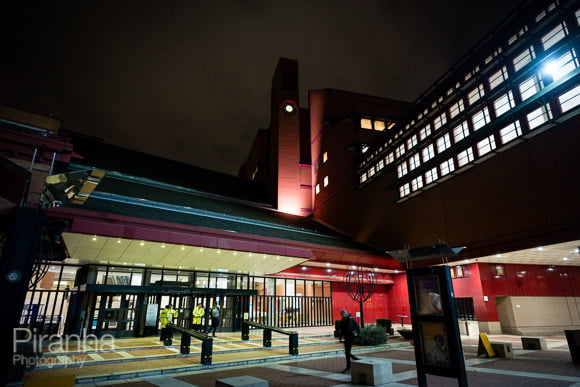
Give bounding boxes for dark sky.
[2,1,522,175]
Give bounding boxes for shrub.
[355,326,387,346]
[376,319,394,335]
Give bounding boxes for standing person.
[339,309,360,373]
[206,303,221,337]
[159,304,177,341]
[192,303,205,331]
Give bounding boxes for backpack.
[211,307,220,318]
[350,317,360,336]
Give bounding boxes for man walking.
[339,309,360,373]
[206,303,221,337]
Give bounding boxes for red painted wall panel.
[331,282,390,326]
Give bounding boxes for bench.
[521,336,547,350]
[241,321,299,355]
[351,358,393,386]
[166,323,213,365]
[491,342,513,358]
[216,375,269,387]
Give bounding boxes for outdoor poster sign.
[407,266,467,387]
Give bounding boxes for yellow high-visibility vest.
[159,308,177,328]
[192,306,205,324]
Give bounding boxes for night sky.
[2,1,522,175]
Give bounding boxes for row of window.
[358,4,580,198]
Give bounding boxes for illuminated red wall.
[331,282,390,325]
[386,273,411,326]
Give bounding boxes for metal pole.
[359,300,364,328]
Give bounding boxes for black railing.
[242,320,299,355]
[166,323,213,365]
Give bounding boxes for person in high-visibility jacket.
[159,304,177,341]
[192,303,205,331]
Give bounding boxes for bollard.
[263,328,272,347]
[289,333,298,355]
[180,332,191,354]
[164,330,173,346]
[241,321,250,341]
[201,337,213,365]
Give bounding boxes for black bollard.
[289,333,298,355]
[263,328,272,347]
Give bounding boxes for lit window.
[493,91,515,117]
[477,135,496,156]
[374,120,386,131]
[541,22,567,51]
[315,184,320,194]
[449,99,465,119]
[409,154,421,171]
[440,158,455,176]
[457,147,474,167]
[519,75,541,101]
[411,176,424,191]
[471,107,490,131]
[453,121,470,143]
[422,144,435,162]
[468,84,485,105]
[488,66,509,90]
[508,26,528,46]
[360,118,373,129]
[425,167,438,184]
[368,166,376,177]
[536,10,547,22]
[558,85,580,112]
[362,145,369,154]
[513,46,536,72]
[376,159,385,171]
[433,112,447,130]
[407,135,418,149]
[323,176,329,187]
[576,9,580,25]
[527,105,552,130]
[436,133,451,153]
[399,183,411,197]
[397,162,408,178]
[543,49,579,81]
[385,152,395,165]
[395,144,406,158]
[322,152,328,163]
[500,121,522,144]
[419,125,432,140]
[359,174,367,184]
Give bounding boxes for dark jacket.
[340,314,360,339]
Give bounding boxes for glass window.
[545,49,579,81]
[453,121,470,143]
[527,105,552,130]
[314,281,323,297]
[315,184,320,194]
[488,66,509,90]
[399,183,410,197]
[237,274,249,290]
[254,277,265,295]
[322,152,328,163]
[449,99,465,119]
[323,176,329,187]
[513,46,536,72]
[422,144,435,162]
[407,135,418,149]
[195,272,209,288]
[397,162,408,178]
[576,9,580,25]
[323,282,331,297]
[360,118,373,129]
[305,281,314,296]
[385,152,395,165]
[425,167,438,184]
[493,91,515,117]
[500,121,522,144]
[368,165,375,177]
[477,135,496,156]
[411,176,423,191]
[359,173,367,184]
[508,26,528,46]
[468,84,485,105]
[440,158,455,176]
[374,120,386,131]
[541,22,567,51]
[376,159,384,171]
[395,144,406,158]
[433,112,447,130]
[419,125,432,140]
[457,147,474,167]
[285,279,295,296]
[436,133,451,153]
[471,107,490,131]
[519,75,541,101]
[409,154,421,171]
[558,85,580,112]
[265,278,275,295]
[275,278,285,296]
[295,280,305,296]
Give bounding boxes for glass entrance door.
[93,293,139,337]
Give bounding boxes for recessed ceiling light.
[117,239,122,244]
[161,244,165,248]
[495,254,503,258]
[374,268,378,271]
[217,250,221,254]
[562,257,570,261]
[92,236,97,241]
[140,241,145,246]
[326,263,331,267]
[536,247,544,251]
[327,269,332,273]
[233,251,237,255]
[301,266,307,270]
[181,246,185,250]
